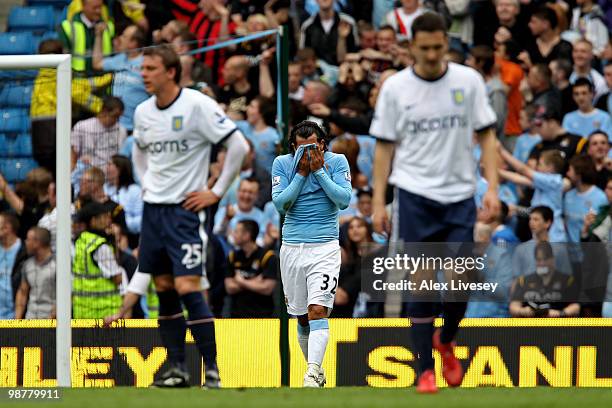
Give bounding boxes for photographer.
[509,241,580,318]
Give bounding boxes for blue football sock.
[181,291,217,371]
[157,290,186,370]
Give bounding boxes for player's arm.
[478,127,502,219]
[271,156,308,215]
[372,140,394,233]
[311,151,352,209]
[14,278,30,319]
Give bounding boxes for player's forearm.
[372,141,394,206]
[272,174,306,214]
[211,131,250,197]
[478,128,500,191]
[313,169,352,209]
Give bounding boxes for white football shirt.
[369,62,496,204]
[133,88,237,204]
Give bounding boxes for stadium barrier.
[0,318,610,388]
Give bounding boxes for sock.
[297,323,310,361]
[180,292,217,371]
[411,321,434,374]
[157,290,187,371]
[307,319,329,368]
[440,302,467,344]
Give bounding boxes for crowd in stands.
[1,0,612,320]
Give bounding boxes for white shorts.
[280,240,341,316]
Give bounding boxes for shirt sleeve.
[312,155,353,210]
[533,171,562,192]
[101,54,121,72]
[271,157,306,215]
[472,73,497,132]
[261,251,279,280]
[369,79,398,141]
[93,244,124,279]
[199,96,238,144]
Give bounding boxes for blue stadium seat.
[0,32,36,55]
[0,109,30,134]
[0,134,33,158]
[0,82,34,108]
[0,158,38,183]
[28,0,70,10]
[8,6,56,34]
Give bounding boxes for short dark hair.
[240,177,260,190]
[175,28,197,51]
[469,45,495,75]
[552,59,573,80]
[143,45,182,83]
[378,25,397,36]
[130,25,147,49]
[30,226,51,248]
[539,150,565,174]
[569,154,598,185]
[572,77,594,93]
[532,63,553,85]
[296,47,317,62]
[101,96,124,113]
[0,212,20,235]
[532,6,558,30]
[288,120,328,153]
[497,201,510,224]
[587,130,610,146]
[237,219,259,242]
[530,206,554,224]
[411,12,447,39]
[253,95,276,127]
[39,39,63,54]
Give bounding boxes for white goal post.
[0,54,72,387]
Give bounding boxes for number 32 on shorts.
[320,274,337,294]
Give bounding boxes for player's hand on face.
[482,190,501,221]
[297,149,310,176]
[309,146,324,172]
[183,190,221,212]
[372,203,390,235]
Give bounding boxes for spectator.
[77,166,127,232]
[570,39,608,100]
[224,220,278,318]
[236,96,281,173]
[594,62,612,115]
[0,168,53,239]
[512,104,542,164]
[71,96,127,174]
[303,80,333,118]
[358,21,377,50]
[383,0,426,41]
[568,0,609,58]
[93,24,149,133]
[152,19,188,44]
[231,0,267,29]
[213,178,267,248]
[170,0,235,85]
[512,206,572,276]
[581,175,612,242]
[104,155,143,243]
[72,200,125,318]
[296,47,339,86]
[66,0,148,33]
[299,0,359,65]
[38,182,59,253]
[333,216,371,317]
[500,148,570,242]
[31,40,113,174]
[493,0,535,56]
[490,202,520,245]
[0,213,27,319]
[564,155,608,243]
[549,58,578,117]
[527,63,562,118]
[586,131,612,189]
[14,227,56,319]
[523,6,573,66]
[218,56,260,120]
[509,242,580,317]
[528,105,586,163]
[59,0,115,73]
[496,39,525,143]
[289,61,305,101]
[562,78,612,139]
[467,45,508,146]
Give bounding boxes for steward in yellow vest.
[72,200,124,318]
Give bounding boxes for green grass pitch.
[3,388,612,408]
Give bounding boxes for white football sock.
[307,318,329,368]
[297,323,310,361]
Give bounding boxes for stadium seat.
[0,83,34,108]
[0,134,33,158]
[0,158,38,183]
[0,109,30,134]
[27,0,70,10]
[8,6,56,34]
[0,32,36,55]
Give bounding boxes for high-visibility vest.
[146,282,159,319]
[61,18,114,72]
[72,231,122,318]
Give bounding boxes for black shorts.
[139,203,208,278]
